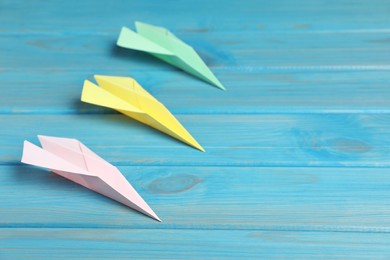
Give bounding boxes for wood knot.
[327,138,371,154]
[148,174,201,194]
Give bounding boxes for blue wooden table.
[1,0,390,258]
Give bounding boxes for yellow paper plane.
[81,75,204,152]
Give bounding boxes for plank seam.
[3,66,390,72]
[1,225,390,234]
[5,162,390,168]
[3,110,390,115]
[2,29,390,36]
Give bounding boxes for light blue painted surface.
[1,0,390,259]
[2,229,390,259]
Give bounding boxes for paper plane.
[117,21,225,90]
[21,135,161,222]
[81,75,205,152]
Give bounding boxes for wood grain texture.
[1,165,390,231]
[0,114,390,167]
[2,32,390,71]
[2,70,390,114]
[2,229,390,259]
[2,0,390,33]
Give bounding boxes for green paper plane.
[117,21,225,90]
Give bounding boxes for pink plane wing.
[21,141,91,176]
[78,142,161,221]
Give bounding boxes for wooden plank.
[0,114,390,167]
[2,32,390,71]
[1,165,390,230]
[2,70,390,114]
[1,228,390,259]
[1,0,390,33]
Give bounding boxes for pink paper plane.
[21,135,161,222]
